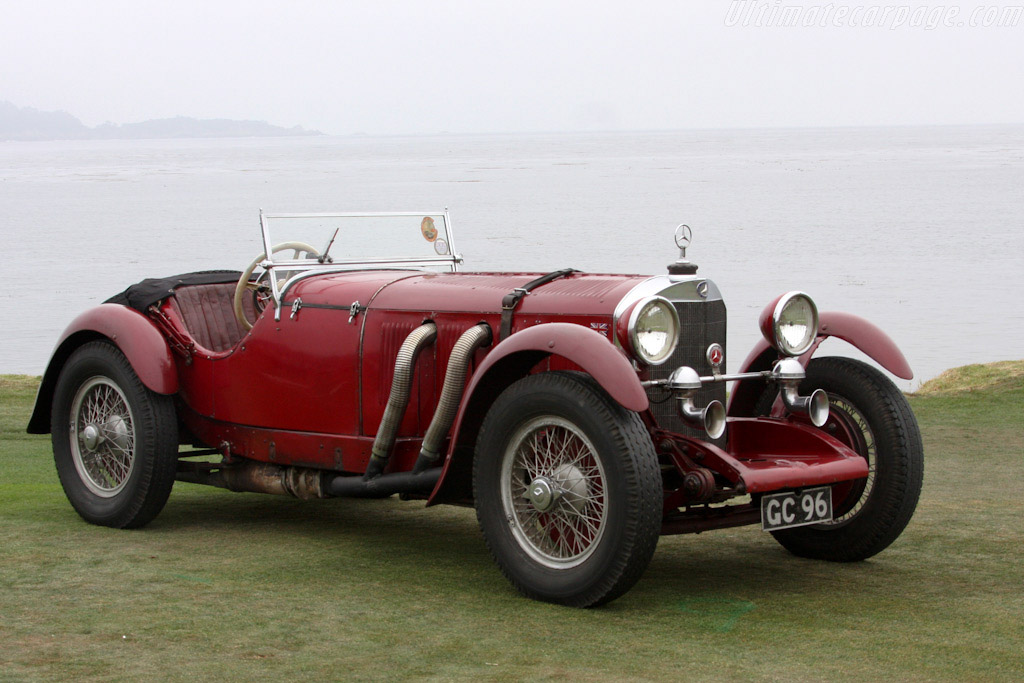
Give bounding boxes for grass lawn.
[1,365,1022,681]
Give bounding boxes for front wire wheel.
[764,357,924,561]
[474,372,662,607]
[501,416,609,569]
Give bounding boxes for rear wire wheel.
[759,357,924,561]
[474,372,662,607]
[51,341,179,528]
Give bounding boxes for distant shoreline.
[5,100,1022,142]
[0,100,323,141]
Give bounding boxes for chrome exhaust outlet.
[771,359,830,427]
[667,366,727,440]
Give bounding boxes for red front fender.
[809,312,913,379]
[427,322,647,505]
[27,304,177,433]
[729,310,913,416]
[469,323,648,412]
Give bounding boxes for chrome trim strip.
[275,268,425,321]
[612,275,723,321]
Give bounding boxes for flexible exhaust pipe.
[364,322,437,479]
[412,323,492,474]
[333,323,491,495]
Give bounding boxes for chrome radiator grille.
[645,299,728,446]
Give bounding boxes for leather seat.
[168,283,254,353]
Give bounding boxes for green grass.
[913,359,1024,396]
[2,369,1023,681]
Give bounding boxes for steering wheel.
[233,242,320,330]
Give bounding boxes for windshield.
[257,210,461,318]
[260,211,459,270]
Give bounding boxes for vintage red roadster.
[28,211,923,607]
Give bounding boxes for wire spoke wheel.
[474,372,662,607]
[52,341,179,529]
[502,416,608,568]
[70,377,137,497]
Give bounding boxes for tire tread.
[474,371,661,607]
[769,357,923,561]
[51,341,178,529]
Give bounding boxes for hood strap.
[499,268,577,340]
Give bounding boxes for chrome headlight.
[760,291,819,356]
[628,296,679,365]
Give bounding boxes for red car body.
[29,212,923,606]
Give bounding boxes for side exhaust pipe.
[363,322,437,480]
[331,323,492,496]
[413,323,492,474]
[176,461,329,500]
[329,322,492,497]
[327,467,442,498]
[177,460,442,500]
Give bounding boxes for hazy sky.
[2,1,1022,134]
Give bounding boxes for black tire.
[51,341,178,528]
[757,357,923,561]
[473,372,662,607]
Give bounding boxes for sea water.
[1,125,1022,390]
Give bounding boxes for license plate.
[761,486,833,531]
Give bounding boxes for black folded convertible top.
[104,270,243,313]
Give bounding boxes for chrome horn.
[667,366,727,440]
[771,359,830,427]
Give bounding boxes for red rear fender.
[27,304,177,433]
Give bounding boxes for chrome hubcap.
[81,424,101,451]
[526,476,557,512]
[550,463,589,515]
